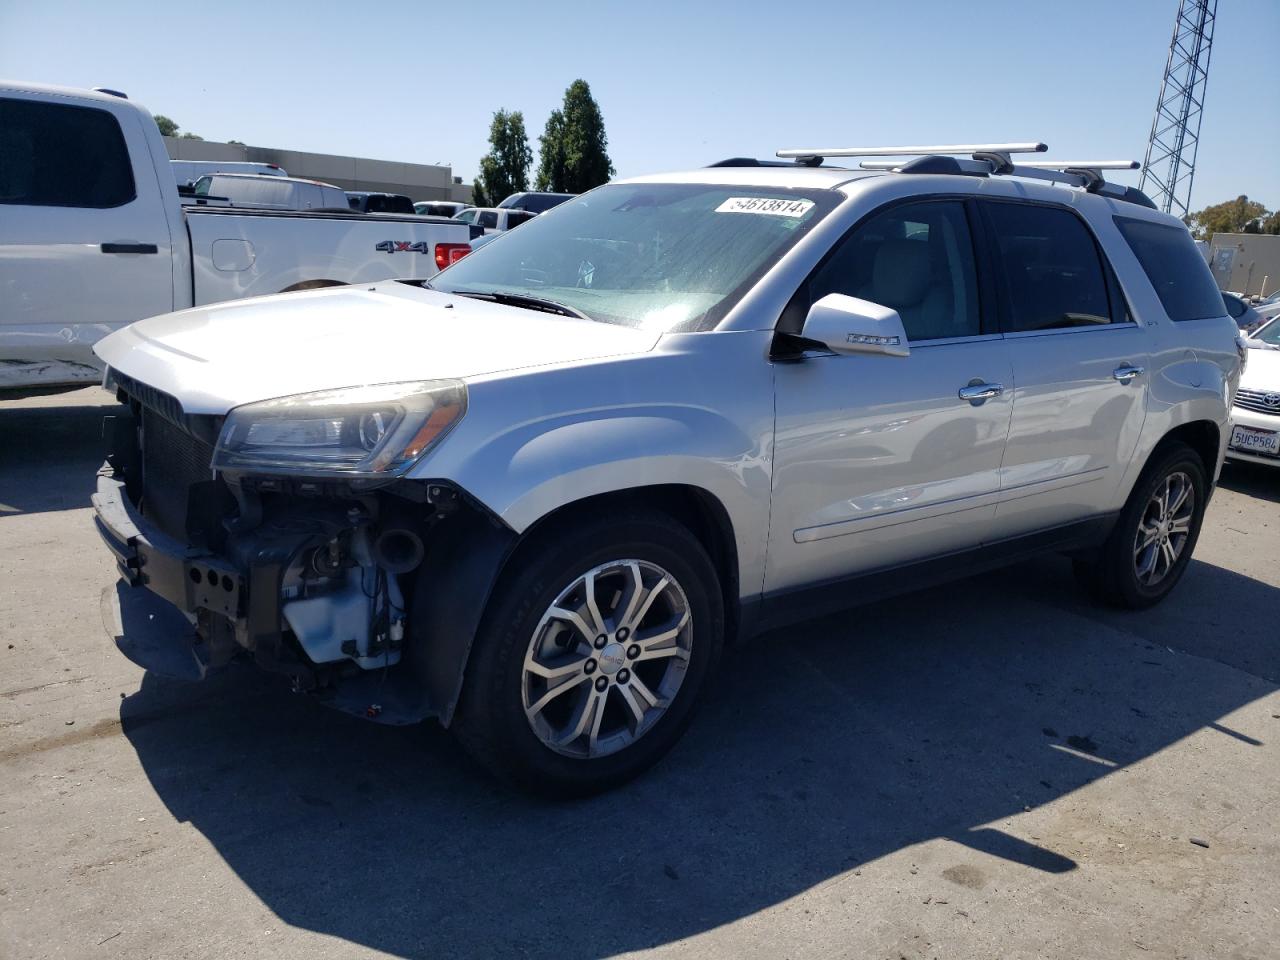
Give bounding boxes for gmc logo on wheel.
[375,241,430,254]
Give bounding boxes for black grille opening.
[141,407,217,540]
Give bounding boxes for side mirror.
[800,293,910,357]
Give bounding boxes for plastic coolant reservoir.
[281,567,403,669]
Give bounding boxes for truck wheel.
[453,511,723,796]
[1075,441,1208,610]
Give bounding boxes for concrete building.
[1206,232,1280,297]
[164,137,473,205]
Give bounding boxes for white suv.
[93,143,1241,794]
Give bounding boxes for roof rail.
[706,157,801,168]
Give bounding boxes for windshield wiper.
[446,289,592,321]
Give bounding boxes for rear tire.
[1075,441,1208,610]
[452,510,724,796]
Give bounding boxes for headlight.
[212,380,466,478]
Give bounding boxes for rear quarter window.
[1113,216,1224,322]
[0,97,136,208]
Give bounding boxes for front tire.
[453,511,724,796]
[1075,441,1208,609]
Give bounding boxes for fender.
[426,406,771,599]
[414,331,779,602]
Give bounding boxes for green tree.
[153,114,204,140]
[536,79,614,194]
[1185,195,1270,239]
[474,109,532,208]
[470,179,489,208]
[535,109,566,191]
[1260,210,1280,236]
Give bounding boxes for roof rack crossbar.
[776,142,1046,160]
[1019,161,1140,171]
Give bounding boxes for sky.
[1,0,1276,211]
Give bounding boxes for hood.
[94,283,660,414]
[1241,344,1280,393]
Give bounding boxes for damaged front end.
[93,371,514,725]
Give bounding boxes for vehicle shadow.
[0,391,119,516]
[120,555,1278,959]
[1219,460,1279,504]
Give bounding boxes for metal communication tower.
[1140,0,1217,218]
[1141,0,1218,217]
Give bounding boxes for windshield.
[430,183,838,331]
[1253,317,1280,346]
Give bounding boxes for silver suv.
[93,143,1241,794]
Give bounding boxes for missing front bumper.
[92,461,518,727]
[92,471,244,619]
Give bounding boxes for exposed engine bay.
[96,374,514,725]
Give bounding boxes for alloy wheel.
[1133,471,1195,587]
[521,559,693,759]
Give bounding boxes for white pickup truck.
[0,81,477,391]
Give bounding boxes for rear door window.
[478,210,498,229]
[0,97,135,208]
[1114,216,1225,321]
[982,202,1116,332]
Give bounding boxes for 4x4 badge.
[375,241,430,254]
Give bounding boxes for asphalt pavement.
[1,387,1277,960]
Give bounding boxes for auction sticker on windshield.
[716,197,815,217]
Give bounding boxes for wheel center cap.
[598,642,626,675]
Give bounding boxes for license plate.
[1230,424,1280,456]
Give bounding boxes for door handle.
[101,243,159,254]
[1113,364,1145,383]
[958,382,1004,404]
